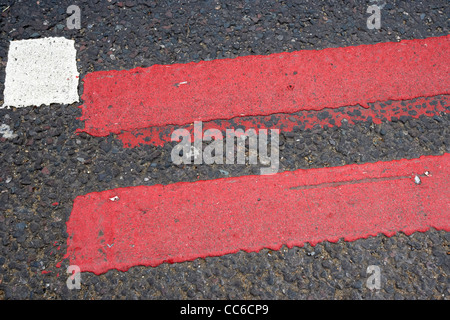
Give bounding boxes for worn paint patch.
[118,95,450,148]
[0,124,17,139]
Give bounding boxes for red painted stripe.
[78,35,450,137]
[64,154,450,274]
[119,95,450,148]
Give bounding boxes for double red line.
[64,35,450,274]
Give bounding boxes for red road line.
[77,35,450,137]
[118,95,450,148]
[64,154,450,275]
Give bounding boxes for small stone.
[15,222,26,231]
[352,280,363,289]
[20,178,32,185]
[322,260,332,269]
[414,175,421,185]
[100,141,111,153]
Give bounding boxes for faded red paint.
[119,95,450,148]
[64,154,450,275]
[77,36,450,137]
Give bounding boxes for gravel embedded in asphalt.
[0,0,449,300]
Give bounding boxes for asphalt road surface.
[0,0,449,300]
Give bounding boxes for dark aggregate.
[0,0,449,300]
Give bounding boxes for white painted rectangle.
[2,37,79,108]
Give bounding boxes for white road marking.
[2,37,79,108]
[0,124,17,139]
